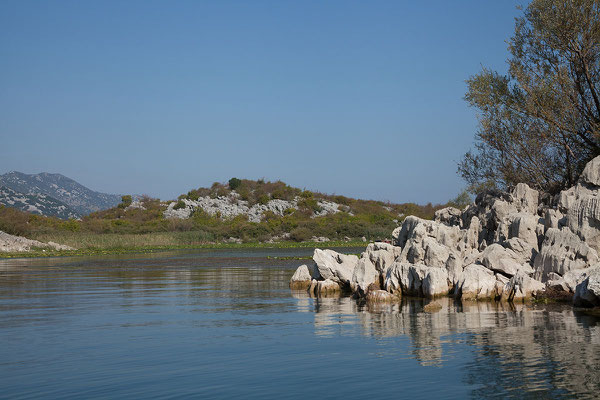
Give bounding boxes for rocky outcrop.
[573,267,600,307]
[503,270,545,301]
[289,264,316,289]
[0,230,75,252]
[533,228,598,281]
[291,156,600,308]
[313,249,358,287]
[164,193,342,222]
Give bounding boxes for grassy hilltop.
[0,178,469,253]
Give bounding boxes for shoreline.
[0,240,367,259]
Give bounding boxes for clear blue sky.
[0,0,524,203]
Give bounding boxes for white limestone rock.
[580,155,600,187]
[290,264,319,289]
[312,249,358,286]
[573,267,600,307]
[363,242,399,274]
[434,207,463,227]
[508,213,540,251]
[366,290,394,303]
[533,228,598,281]
[455,264,499,300]
[351,257,380,296]
[383,262,449,298]
[480,243,534,277]
[502,237,538,264]
[0,230,75,252]
[316,279,342,295]
[511,183,539,215]
[502,270,545,301]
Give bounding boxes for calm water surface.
[1,248,599,399]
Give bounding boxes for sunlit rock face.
[291,156,600,308]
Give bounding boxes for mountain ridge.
[0,171,122,217]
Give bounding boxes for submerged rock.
[366,290,394,303]
[289,264,314,289]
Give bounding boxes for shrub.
[289,227,312,242]
[118,195,133,208]
[173,200,186,210]
[228,177,242,190]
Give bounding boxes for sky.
[0,0,524,204]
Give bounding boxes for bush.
[173,200,186,210]
[118,195,132,208]
[289,227,312,242]
[228,177,242,190]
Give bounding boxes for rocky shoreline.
[0,230,74,252]
[290,156,600,309]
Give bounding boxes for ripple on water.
[0,250,599,399]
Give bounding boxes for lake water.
[1,248,599,399]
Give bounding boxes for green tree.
[228,177,242,191]
[460,0,600,194]
[118,195,133,208]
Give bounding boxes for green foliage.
[290,227,312,242]
[118,195,133,208]
[446,190,472,209]
[0,178,451,249]
[228,177,242,190]
[461,0,600,193]
[173,200,186,210]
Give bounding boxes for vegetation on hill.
[460,0,600,194]
[0,178,471,250]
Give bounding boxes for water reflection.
[291,292,600,397]
[1,250,599,399]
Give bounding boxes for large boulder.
[508,213,540,251]
[511,183,539,215]
[455,264,499,300]
[363,242,399,274]
[502,270,545,301]
[573,267,600,307]
[310,279,342,296]
[395,216,462,253]
[580,155,600,187]
[434,207,463,227]
[289,264,315,289]
[480,243,534,277]
[384,262,449,298]
[351,257,380,296]
[366,290,395,303]
[533,228,598,281]
[502,237,538,264]
[312,249,358,286]
[558,156,600,251]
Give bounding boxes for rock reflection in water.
[2,251,600,399]
[291,292,600,396]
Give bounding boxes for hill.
[0,171,121,216]
[0,177,469,249]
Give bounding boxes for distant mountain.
[0,185,80,219]
[0,171,121,216]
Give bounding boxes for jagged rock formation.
[291,155,600,308]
